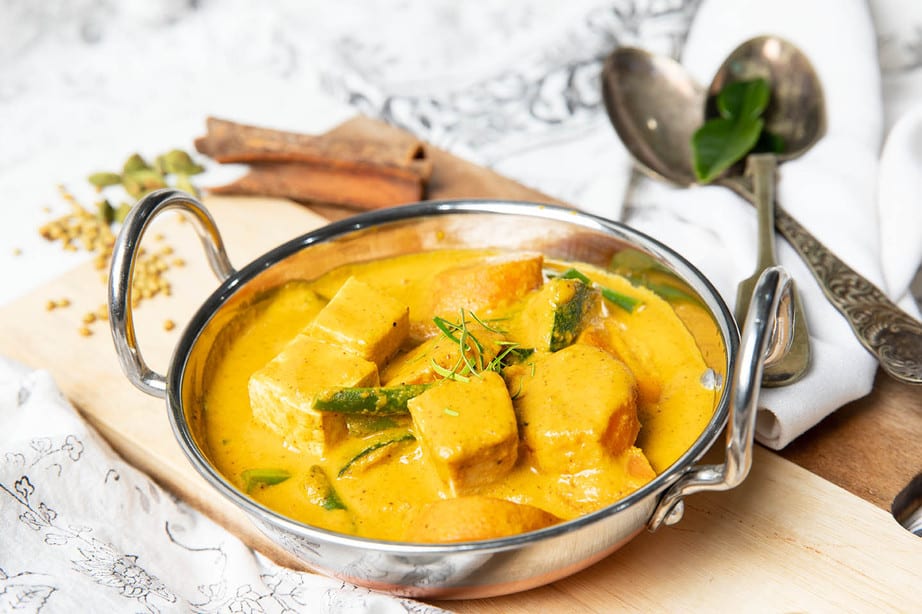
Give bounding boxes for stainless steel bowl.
[108,189,792,599]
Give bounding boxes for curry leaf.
[692,78,775,183]
[716,79,770,121]
[692,117,763,183]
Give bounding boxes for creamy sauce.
[201,249,717,541]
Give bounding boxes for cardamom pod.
[122,153,152,174]
[122,169,166,198]
[87,172,122,189]
[158,149,205,176]
[96,199,114,224]
[113,202,132,223]
[174,173,200,198]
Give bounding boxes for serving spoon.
[737,153,809,386]
[601,40,922,385]
[709,37,816,386]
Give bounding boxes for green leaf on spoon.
[691,78,773,183]
[692,117,764,182]
[716,78,770,121]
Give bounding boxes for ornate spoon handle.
[774,205,922,384]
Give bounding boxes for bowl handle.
[108,189,235,398]
[648,265,793,530]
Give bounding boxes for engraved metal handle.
[773,205,922,385]
[722,179,922,386]
[649,266,792,529]
[108,189,235,398]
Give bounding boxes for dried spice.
[194,117,431,210]
[87,148,205,203]
[38,169,192,336]
[122,169,167,198]
[122,153,152,174]
[88,172,122,189]
[156,149,205,175]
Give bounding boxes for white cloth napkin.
[0,356,446,614]
[303,0,922,449]
[581,0,922,449]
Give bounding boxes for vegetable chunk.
[507,277,600,352]
[576,282,715,472]
[507,344,640,474]
[407,371,518,494]
[406,496,559,542]
[248,335,379,454]
[430,252,544,318]
[314,384,431,415]
[307,276,409,367]
[551,446,656,516]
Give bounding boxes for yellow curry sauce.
[201,249,717,542]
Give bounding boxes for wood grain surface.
[780,371,922,511]
[1,116,919,611]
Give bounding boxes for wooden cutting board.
[1,116,919,611]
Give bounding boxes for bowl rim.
[165,198,739,554]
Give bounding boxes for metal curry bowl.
[108,189,791,599]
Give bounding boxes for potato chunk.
[407,371,518,494]
[552,446,656,517]
[248,335,379,454]
[406,496,559,542]
[508,344,639,474]
[307,276,409,367]
[430,252,544,318]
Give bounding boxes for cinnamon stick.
[208,160,425,210]
[195,117,432,209]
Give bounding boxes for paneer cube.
[307,276,409,367]
[248,334,379,454]
[579,323,663,406]
[430,252,544,318]
[407,371,518,494]
[509,343,639,474]
[381,319,509,385]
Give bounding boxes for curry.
[201,248,717,542]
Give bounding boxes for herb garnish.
[559,268,641,313]
[691,78,784,183]
[430,310,527,381]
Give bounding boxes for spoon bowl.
[709,36,819,386]
[708,36,825,164]
[601,40,922,386]
[602,47,704,187]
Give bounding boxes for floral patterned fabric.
[0,357,446,614]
